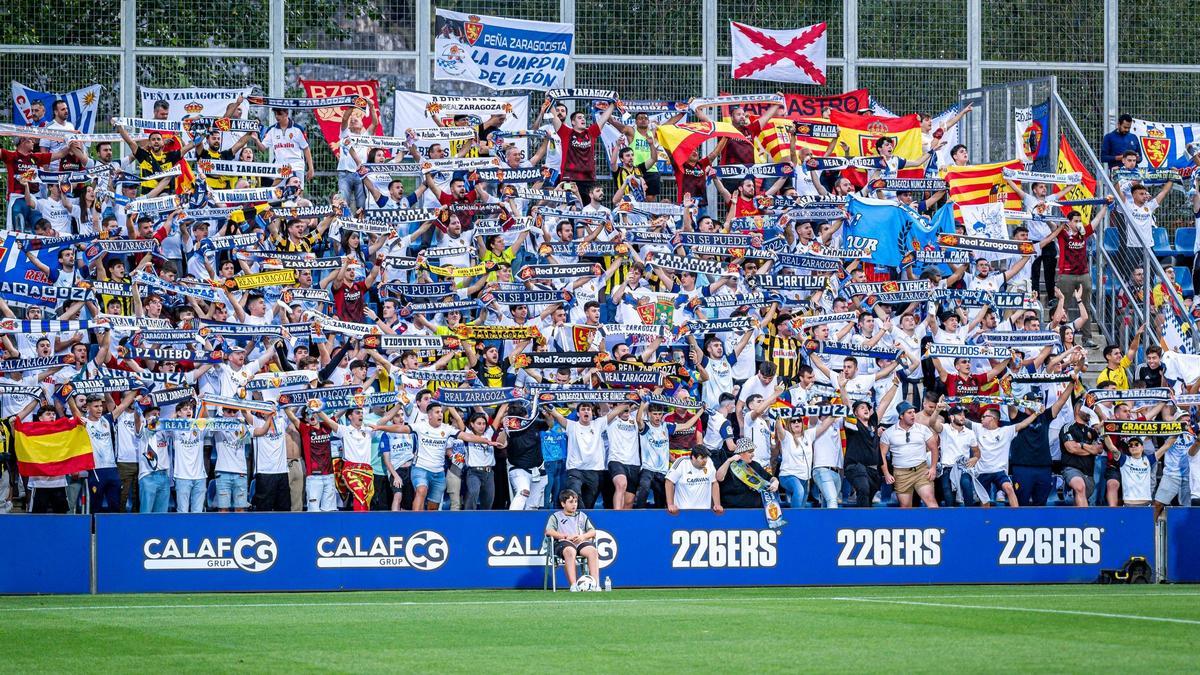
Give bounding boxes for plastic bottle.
[604,576,612,592]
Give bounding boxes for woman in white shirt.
[775,414,836,508]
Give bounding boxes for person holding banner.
[336,99,378,212]
[546,96,615,198]
[260,108,315,184]
[715,437,778,510]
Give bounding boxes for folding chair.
[543,535,586,591]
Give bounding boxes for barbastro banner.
[92,508,1152,593]
[433,8,574,90]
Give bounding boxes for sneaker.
[569,583,580,592]
[591,585,602,592]
[1084,341,1099,349]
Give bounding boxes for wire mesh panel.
[136,55,270,94]
[138,0,270,49]
[858,0,966,60]
[2,1,121,47]
[576,1,702,56]
[1119,1,1200,64]
[1118,70,1200,125]
[0,53,121,128]
[287,0,416,51]
[858,66,966,116]
[715,0,841,58]
[982,1,1103,63]
[982,69,1104,147]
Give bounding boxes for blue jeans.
[938,469,978,507]
[812,467,841,508]
[338,170,367,212]
[411,467,447,506]
[214,472,250,510]
[174,477,207,513]
[139,471,171,513]
[543,459,566,509]
[778,475,810,508]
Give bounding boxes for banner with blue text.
[433,9,573,91]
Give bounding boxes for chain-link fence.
[1,0,1193,192]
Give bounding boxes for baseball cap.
[896,401,915,415]
[947,405,965,415]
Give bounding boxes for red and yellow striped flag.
[755,118,835,162]
[14,416,93,477]
[943,158,1023,222]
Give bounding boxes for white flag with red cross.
[730,21,827,85]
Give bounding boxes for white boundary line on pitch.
[1,589,1199,613]
[832,597,1200,626]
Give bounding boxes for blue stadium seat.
[1102,228,1120,255]
[1152,228,1173,259]
[1174,227,1196,257]
[1174,266,1194,298]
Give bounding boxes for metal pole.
[561,0,576,88]
[416,0,432,91]
[120,0,136,118]
[1103,0,1119,134]
[269,0,284,98]
[702,0,717,98]
[843,0,858,90]
[966,0,982,89]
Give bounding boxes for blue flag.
[11,81,102,134]
[844,194,924,268]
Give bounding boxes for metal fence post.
[843,0,857,90]
[702,0,717,98]
[1103,0,1119,134]
[561,0,576,87]
[269,0,284,98]
[416,0,432,91]
[121,0,136,117]
[966,0,981,89]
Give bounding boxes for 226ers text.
[671,529,778,568]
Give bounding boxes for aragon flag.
[14,416,94,477]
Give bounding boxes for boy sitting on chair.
[545,489,601,591]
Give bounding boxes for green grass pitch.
[2,585,1197,671]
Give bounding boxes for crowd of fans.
[0,89,1197,517]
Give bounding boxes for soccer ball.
[574,575,597,592]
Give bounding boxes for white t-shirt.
[939,424,979,466]
[881,423,934,469]
[779,429,815,480]
[640,422,673,473]
[1124,198,1160,249]
[214,427,249,474]
[411,419,460,473]
[34,197,79,232]
[252,417,288,474]
[812,418,844,469]
[261,124,310,174]
[606,416,640,466]
[171,429,207,480]
[1120,454,1154,502]
[665,456,715,510]
[84,415,116,469]
[973,424,1019,474]
[336,423,373,465]
[566,417,608,471]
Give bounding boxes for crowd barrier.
[1166,508,1200,583]
[5,508,1195,594]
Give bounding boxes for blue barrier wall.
[94,508,1156,593]
[0,516,91,595]
[1166,508,1200,582]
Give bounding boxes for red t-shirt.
[438,188,479,228]
[1057,224,1094,275]
[300,421,334,475]
[1,148,51,195]
[946,372,999,417]
[676,159,710,203]
[728,191,762,218]
[334,280,368,322]
[720,119,764,165]
[557,123,601,182]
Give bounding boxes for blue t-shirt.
[541,421,567,462]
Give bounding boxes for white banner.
[433,8,574,91]
[392,90,529,155]
[138,86,253,150]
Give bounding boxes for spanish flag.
[656,121,748,167]
[14,416,94,477]
[1056,135,1097,221]
[943,158,1023,222]
[829,110,924,161]
[175,157,197,195]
